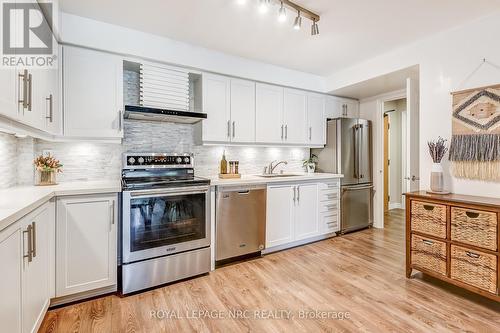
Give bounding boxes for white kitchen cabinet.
[63,46,123,138]
[0,224,22,333]
[255,83,284,144]
[318,180,341,234]
[266,185,294,248]
[325,96,359,119]
[294,184,320,241]
[307,93,326,145]
[0,201,54,333]
[0,68,19,120]
[22,202,53,333]
[283,88,307,144]
[201,73,231,142]
[56,194,117,297]
[230,78,255,143]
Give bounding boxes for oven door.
[122,185,210,263]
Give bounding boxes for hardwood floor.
[39,209,500,333]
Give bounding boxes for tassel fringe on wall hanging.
[449,84,500,181]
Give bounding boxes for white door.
[0,68,19,119]
[256,83,284,144]
[56,194,117,297]
[294,184,319,240]
[230,78,255,143]
[283,88,307,144]
[307,93,326,145]
[22,202,52,333]
[266,186,294,248]
[405,77,420,192]
[325,96,342,119]
[202,73,231,142]
[0,224,22,333]
[63,46,123,138]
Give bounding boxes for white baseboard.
[389,202,401,210]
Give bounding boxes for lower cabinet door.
[294,184,319,241]
[0,224,22,333]
[266,186,294,248]
[22,202,52,333]
[56,194,117,297]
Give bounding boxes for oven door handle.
[128,186,209,198]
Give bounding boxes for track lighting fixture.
[311,19,319,35]
[293,10,302,30]
[278,2,286,22]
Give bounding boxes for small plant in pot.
[303,154,318,173]
[427,137,448,193]
[34,154,63,186]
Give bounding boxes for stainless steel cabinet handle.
[281,125,284,139]
[45,94,53,122]
[31,222,36,258]
[422,239,434,246]
[293,186,296,204]
[23,224,33,263]
[18,69,28,109]
[118,110,123,131]
[285,125,288,140]
[309,126,312,140]
[27,73,32,111]
[466,251,480,259]
[227,120,230,138]
[232,121,235,138]
[297,186,300,203]
[109,201,115,231]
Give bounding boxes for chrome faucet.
[264,160,288,174]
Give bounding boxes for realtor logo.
[2,1,56,67]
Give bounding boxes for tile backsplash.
[1,119,310,188]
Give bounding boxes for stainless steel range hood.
[124,105,207,124]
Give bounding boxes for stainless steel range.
[120,153,211,294]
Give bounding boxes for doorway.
[383,98,407,213]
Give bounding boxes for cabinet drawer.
[321,212,339,232]
[411,234,447,276]
[319,201,338,213]
[320,191,339,202]
[411,201,447,238]
[450,245,497,294]
[451,207,497,251]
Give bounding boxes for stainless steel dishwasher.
[216,185,266,262]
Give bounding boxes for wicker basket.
[411,234,447,275]
[411,201,447,238]
[450,245,497,294]
[451,207,497,251]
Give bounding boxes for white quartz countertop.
[0,180,121,232]
[208,173,343,187]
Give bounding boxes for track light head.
[278,2,286,22]
[311,19,319,35]
[293,11,302,30]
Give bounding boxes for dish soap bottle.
[220,150,228,174]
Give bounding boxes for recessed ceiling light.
[278,2,286,22]
[259,0,270,14]
[293,11,302,30]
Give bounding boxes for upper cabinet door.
[325,96,342,119]
[344,100,359,118]
[307,93,326,145]
[256,83,284,144]
[230,78,255,143]
[0,68,19,120]
[202,73,231,142]
[63,46,123,138]
[283,88,307,144]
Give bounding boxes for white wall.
[60,13,326,92]
[328,12,500,198]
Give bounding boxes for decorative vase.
[306,163,316,173]
[430,163,444,192]
[36,170,57,186]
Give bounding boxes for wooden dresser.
[405,191,500,301]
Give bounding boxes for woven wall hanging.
[449,83,500,181]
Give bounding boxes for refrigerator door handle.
[358,124,364,179]
[353,125,358,179]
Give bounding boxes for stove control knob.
[176,157,182,164]
[128,157,135,164]
[184,157,190,164]
[138,157,144,164]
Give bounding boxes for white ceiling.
[59,0,500,76]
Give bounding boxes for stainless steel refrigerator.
[312,118,373,234]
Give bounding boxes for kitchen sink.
[256,173,302,178]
